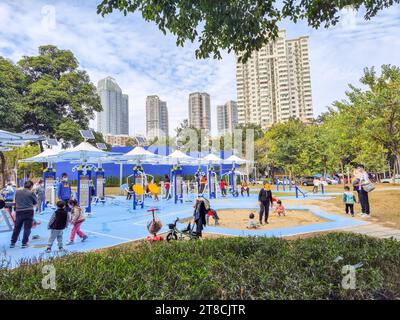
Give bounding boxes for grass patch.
[327,188,400,228]
[1,233,399,300]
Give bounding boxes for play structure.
[74,164,93,213]
[171,166,184,204]
[195,167,206,196]
[0,199,15,233]
[207,166,218,199]
[129,165,146,210]
[93,166,106,204]
[43,167,57,209]
[221,168,248,197]
[294,184,325,198]
[275,177,294,192]
[146,208,163,241]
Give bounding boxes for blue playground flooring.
[0,193,367,268]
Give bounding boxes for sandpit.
[210,209,328,230]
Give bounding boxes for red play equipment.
[146,208,163,242]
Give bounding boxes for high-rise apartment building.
[217,100,238,135]
[146,95,169,140]
[97,77,129,135]
[236,30,313,130]
[188,92,211,131]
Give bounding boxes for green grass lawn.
[1,233,399,300]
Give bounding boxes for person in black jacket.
[45,201,69,253]
[258,184,274,224]
[193,198,208,237]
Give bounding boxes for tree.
[2,145,42,183]
[261,119,306,178]
[0,57,25,131]
[334,65,400,176]
[17,45,102,149]
[97,0,399,62]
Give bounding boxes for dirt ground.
[210,209,327,230]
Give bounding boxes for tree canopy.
[97,0,399,62]
[0,45,102,148]
[255,65,399,179]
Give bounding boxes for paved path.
[341,221,400,240]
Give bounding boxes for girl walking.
[67,199,88,245]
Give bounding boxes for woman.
[258,183,274,224]
[357,165,371,218]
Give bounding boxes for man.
[58,173,72,211]
[3,181,16,213]
[258,183,274,224]
[10,180,38,248]
[312,177,320,194]
[357,165,371,218]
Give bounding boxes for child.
[247,212,258,229]
[343,185,356,217]
[67,199,88,245]
[274,200,286,216]
[241,182,250,197]
[164,175,171,200]
[45,201,69,253]
[220,180,227,197]
[206,208,220,226]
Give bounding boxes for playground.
[1,130,399,270]
[1,188,371,268]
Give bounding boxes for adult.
[312,177,319,193]
[58,173,72,211]
[199,175,207,194]
[352,164,362,207]
[2,181,16,213]
[34,179,46,214]
[357,165,371,217]
[258,183,274,224]
[10,180,38,248]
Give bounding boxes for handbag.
[362,182,375,193]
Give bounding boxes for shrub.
[0,233,399,299]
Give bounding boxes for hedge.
[0,233,399,299]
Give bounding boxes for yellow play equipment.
[148,183,160,195]
[133,184,145,195]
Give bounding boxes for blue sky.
[1,1,400,136]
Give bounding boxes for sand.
[210,209,328,230]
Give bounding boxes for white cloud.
[1,0,400,135]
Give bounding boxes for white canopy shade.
[201,153,223,164]
[56,142,108,162]
[166,150,196,165]
[223,155,251,165]
[19,148,58,163]
[109,146,160,164]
